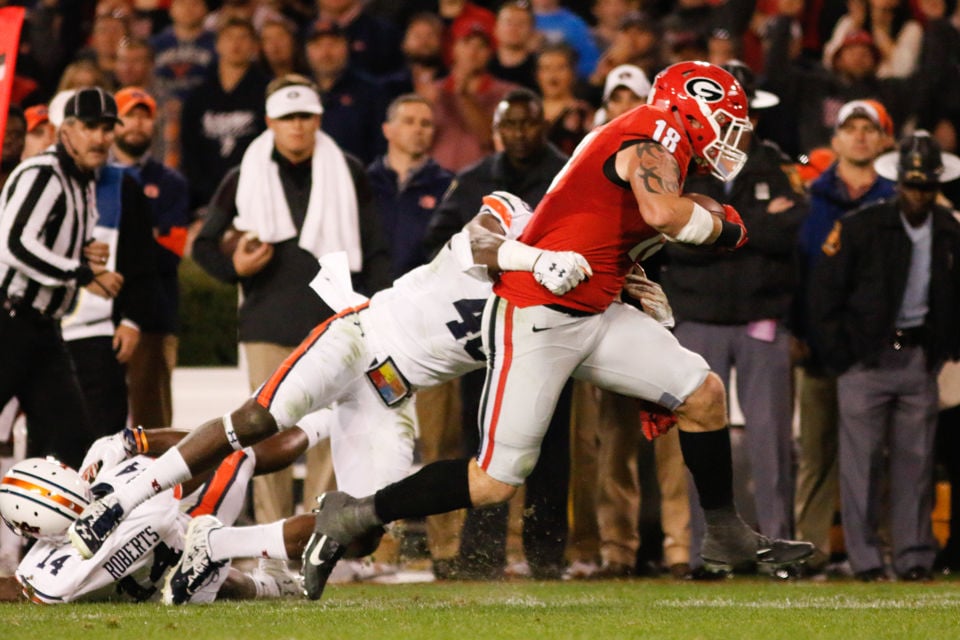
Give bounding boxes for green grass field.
[3,578,960,640]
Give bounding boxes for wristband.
[497,239,542,271]
[122,426,149,455]
[667,202,715,245]
[715,220,744,248]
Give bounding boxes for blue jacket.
[367,157,454,280]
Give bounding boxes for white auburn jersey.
[15,450,253,604]
[16,457,184,604]
[364,210,531,389]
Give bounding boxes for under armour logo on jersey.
[684,77,724,103]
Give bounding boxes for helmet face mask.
[0,458,91,541]
[649,61,753,182]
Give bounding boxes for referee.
[0,87,125,469]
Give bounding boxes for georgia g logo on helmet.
[684,77,724,103]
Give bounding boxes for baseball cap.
[266,84,323,119]
[48,90,76,129]
[603,65,651,103]
[874,130,960,186]
[829,31,880,70]
[451,20,494,46]
[114,87,157,117]
[24,105,50,132]
[835,99,892,134]
[306,19,345,41]
[63,87,122,125]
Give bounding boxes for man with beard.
[381,13,446,103]
[110,87,191,429]
[422,88,573,580]
[0,87,125,468]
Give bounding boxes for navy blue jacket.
[367,156,454,280]
[320,68,388,165]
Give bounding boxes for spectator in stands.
[439,0,497,69]
[428,23,516,172]
[258,18,310,80]
[823,0,922,79]
[794,99,896,574]
[110,87,191,429]
[314,0,402,78]
[180,17,268,210]
[532,0,600,80]
[589,11,662,92]
[367,94,453,281]
[74,9,130,89]
[489,1,538,91]
[591,0,640,52]
[58,60,109,92]
[381,12,447,102]
[113,37,180,169]
[150,0,217,104]
[536,43,593,157]
[763,7,913,156]
[304,19,387,165]
[809,131,960,581]
[20,106,55,162]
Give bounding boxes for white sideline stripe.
[655,596,960,610]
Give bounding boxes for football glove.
[720,204,748,250]
[533,250,593,296]
[639,401,677,441]
[79,426,148,482]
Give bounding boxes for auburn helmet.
[0,458,91,540]
[648,61,753,182]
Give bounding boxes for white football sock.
[114,448,191,513]
[208,520,288,562]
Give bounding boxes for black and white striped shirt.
[0,145,98,319]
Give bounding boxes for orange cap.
[24,105,49,132]
[114,87,157,117]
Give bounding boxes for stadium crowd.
[2,0,960,600]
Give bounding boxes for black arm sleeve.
[191,168,242,284]
[114,175,160,328]
[346,154,392,296]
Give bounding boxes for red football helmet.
[648,61,753,182]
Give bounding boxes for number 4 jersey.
[363,205,533,387]
[496,104,694,314]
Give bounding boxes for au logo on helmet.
[684,77,724,103]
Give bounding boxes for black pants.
[66,335,129,442]
[457,369,571,576]
[0,308,93,469]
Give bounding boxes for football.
[219,226,262,256]
[684,192,725,216]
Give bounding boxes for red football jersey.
[495,105,694,313]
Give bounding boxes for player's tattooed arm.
[631,141,681,195]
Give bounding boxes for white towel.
[234,129,362,271]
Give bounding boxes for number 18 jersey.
[496,105,694,314]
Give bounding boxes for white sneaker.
[250,558,303,598]
[162,515,227,605]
